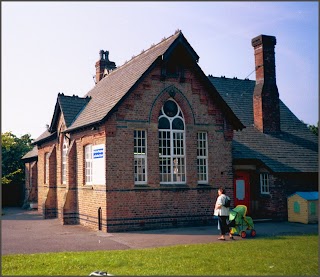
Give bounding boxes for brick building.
[21,146,38,208]
[26,31,318,232]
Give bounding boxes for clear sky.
[2,1,319,139]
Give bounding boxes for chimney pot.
[95,50,117,83]
[99,50,104,60]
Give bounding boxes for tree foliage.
[1,132,33,185]
[307,123,318,136]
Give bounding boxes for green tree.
[307,123,318,136]
[1,132,33,185]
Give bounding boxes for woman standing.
[214,187,233,240]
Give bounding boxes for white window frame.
[158,99,186,184]
[85,144,93,185]
[62,136,68,185]
[197,132,208,184]
[260,173,270,194]
[45,152,50,184]
[134,130,147,184]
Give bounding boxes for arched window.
[158,99,186,183]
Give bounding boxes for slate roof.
[33,31,243,146]
[66,31,243,132]
[209,76,318,173]
[33,94,90,144]
[49,93,91,132]
[66,31,182,131]
[21,146,38,160]
[33,130,56,145]
[289,191,318,201]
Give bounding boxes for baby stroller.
[228,205,256,238]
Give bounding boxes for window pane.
[172,118,184,130]
[160,157,171,182]
[260,173,269,194]
[134,130,147,184]
[294,201,300,213]
[236,180,245,200]
[158,117,170,129]
[163,100,178,117]
[85,145,92,184]
[62,137,68,184]
[159,131,170,156]
[158,99,185,184]
[197,158,207,182]
[135,157,146,182]
[45,153,50,184]
[197,132,208,183]
[173,132,184,155]
[173,157,185,182]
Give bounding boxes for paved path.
[2,207,318,255]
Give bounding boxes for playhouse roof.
[288,191,318,201]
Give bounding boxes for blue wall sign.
[93,148,104,159]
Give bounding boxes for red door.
[233,171,251,214]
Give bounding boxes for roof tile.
[209,76,318,173]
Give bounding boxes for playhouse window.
[309,202,316,215]
[134,130,147,184]
[158,99,186,184]
[197,132,208,184]
[260,173,270,194]
[294,201,300,213]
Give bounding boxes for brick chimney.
[252,35,280,133]
[95,50,116,83]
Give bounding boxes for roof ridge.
[208,75,254,82]
[58,93,91,100]
[101,30,182,77]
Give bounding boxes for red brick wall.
[37,144,57,218]
[72,130,107,231]
[36,62,234,232]
[102,64,234,231]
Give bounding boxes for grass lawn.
[2,234,318,276]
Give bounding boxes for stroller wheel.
[250,229,256,237]
[240,231,247,238]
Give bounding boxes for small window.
[236,180,245,200]
[260,173,270,194]
[197,132,208,184]
[134,130,147,184]
[45,152,50,184]
[85,144,93,184]
[62,137,68,184]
